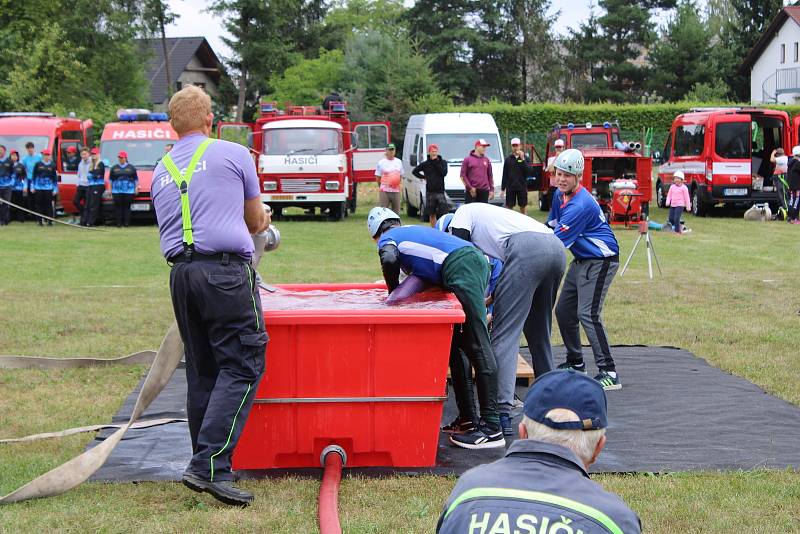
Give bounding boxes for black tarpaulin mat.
[89,346,800,482]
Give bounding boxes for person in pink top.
[666,170,691,234]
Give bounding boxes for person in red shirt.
[460,139,494,203]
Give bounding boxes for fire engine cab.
[218,101,389,220]
[541,121,652,225]
[98,109,178,221]
[0,112,93,214]
[656,107,794,216]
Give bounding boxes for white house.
[742,6,800,104]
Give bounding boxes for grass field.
[1,188,799,532]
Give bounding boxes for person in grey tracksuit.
[446,203,566,436]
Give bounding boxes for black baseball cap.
[523,370,608,430]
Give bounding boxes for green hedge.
[448,102,800,155]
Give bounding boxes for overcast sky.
[165,0,694,62]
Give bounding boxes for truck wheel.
[538,192,550,212]
[272,206,283,220]
[691,188,708,217]
[329,201,345,221]
[406,192,419,217]
[656,181,666,208]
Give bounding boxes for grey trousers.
[555,257,619,371]
[491,232,566,414]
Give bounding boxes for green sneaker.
[557,361,586,373]
[594,371,621,391]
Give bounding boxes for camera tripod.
[619,219,662,279]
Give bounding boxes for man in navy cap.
[437,370,641,533]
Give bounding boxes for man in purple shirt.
[460,139,494,204]
[152,85,269,507]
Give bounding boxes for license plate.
[131,203,151,211]
[724,188,747,196]
[270,195,293,201]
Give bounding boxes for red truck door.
[351,122,390,182]
[793,115,800,149]
[57,139,82,213]
[523,143,543,191]
[709,113,752,197]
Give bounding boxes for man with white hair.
[436,370,642,534]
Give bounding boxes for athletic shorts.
[425,192,450,218]
[505,189,527,208]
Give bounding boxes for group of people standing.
[368,145,622,451]
[0,142,140,227]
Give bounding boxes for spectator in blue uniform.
[0,145,13,225]
[368,207,504,450]
[437,370,642,534]
[31,149,58,226]
[547,149,622,390]
[109,150,138,227]
[9,151,27,222]
[84,147,106,227]
[22,141,41,219]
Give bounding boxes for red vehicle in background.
[219,101,389,220]
[540,121,652,225]
[98,109,178,222]
[0,112,93,214]
[656,107,795,216]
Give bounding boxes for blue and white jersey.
[378,225,474,284]
[548,186,619,260]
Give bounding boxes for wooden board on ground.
[447,354,534,386]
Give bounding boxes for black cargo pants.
[169,255,268,482]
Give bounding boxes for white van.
[401,113,504,218]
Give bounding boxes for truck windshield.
[715,122,749,159]
[0,135,50,156]
[263,128,342,155]
[426,134,502,163]
[100,140,173,169]
[570,133,610,149]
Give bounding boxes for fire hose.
[319,445,347,534]
[0,196,104,231]
[0,323,184,505]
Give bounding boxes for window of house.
[781,43,786,63]
[794,42,798,62]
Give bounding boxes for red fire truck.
[98,109,178,221]
[540,122,652,225]
[656,107,796,216]
[218,101,389,220]
[0,112,93,214]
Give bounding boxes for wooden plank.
[447,353,535,386]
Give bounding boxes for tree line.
[0,0,789,130]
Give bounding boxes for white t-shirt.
[449,203,553,261]
[775,155,788,174]
[375,157,403,193]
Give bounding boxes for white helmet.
[554,148,584,176]
[367,206,400,237]
[435,213,453,232]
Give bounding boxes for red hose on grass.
[319,447,345,534]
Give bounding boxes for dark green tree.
[208,0,327,121]
[648,0,715,102]
[141,1,180,99]
[566,0,676,103]
[320,0,407,50]
[404,0,481,102]
[507,0,562,102]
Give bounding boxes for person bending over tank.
[436,370,641,534]
[548,149,622,390]
[368,207,504,449]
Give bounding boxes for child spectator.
[666,170,691,233]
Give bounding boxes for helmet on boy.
[367,207,400,238]
[435,213,453,232]
[554,148,584,176]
